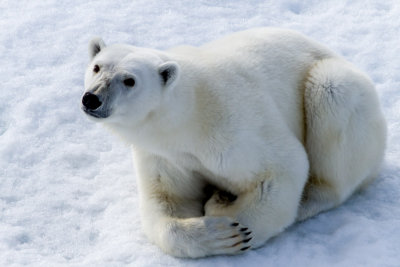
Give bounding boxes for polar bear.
[81,28,387,258]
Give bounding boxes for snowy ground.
[1,0,400,266]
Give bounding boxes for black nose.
[82,92,102,110]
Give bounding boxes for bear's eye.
[93,65,100,73]
[123,78,135,87]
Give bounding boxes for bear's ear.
[89,37,106,59]
[158,61,180,88]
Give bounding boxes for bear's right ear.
[89,37,106,59]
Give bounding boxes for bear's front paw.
[163,216,253,258]
[202,216,253,255]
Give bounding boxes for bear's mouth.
[81,106,110,119]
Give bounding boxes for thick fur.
[81,28,387,258]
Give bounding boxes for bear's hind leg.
[298,58,387,221]
[297,177,340,221]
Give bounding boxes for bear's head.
[81,37,180,128]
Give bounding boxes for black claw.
[231,222,239,227]
[243,237,252,243]
[240,227,248,232]
[241,246,251,251]
[244,231,252,236]
[232,241,242,247]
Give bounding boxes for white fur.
[82,28,387,258]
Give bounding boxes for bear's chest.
[166,151,236,194]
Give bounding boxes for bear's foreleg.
[139,191,254,258]
[135,153,254,258]
[204,144,309,248]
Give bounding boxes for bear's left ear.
[158,61,180,88]
[89,37,106,59]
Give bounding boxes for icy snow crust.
[1,1,399,266]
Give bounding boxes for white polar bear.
[81,28,387,258]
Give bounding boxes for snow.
[1,0,399,266]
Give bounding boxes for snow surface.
[1,0,399,266]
